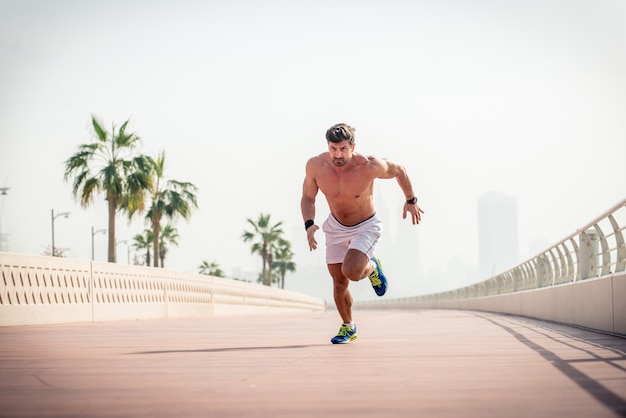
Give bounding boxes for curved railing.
[436,198,624,297]
[0,253,325,326]
[357,198,626,335]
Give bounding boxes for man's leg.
[341,249,373,282]
[342,249,387,297]
[328,263,353,323]
[328,263,358,344]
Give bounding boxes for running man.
[301,123,423,344]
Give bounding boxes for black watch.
[406,197,418,204]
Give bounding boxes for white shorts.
[322,213,383,264]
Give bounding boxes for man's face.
[328,140,354,167]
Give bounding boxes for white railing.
[427,198,625,299]
[357,198,626,335]
[0,253,325,326]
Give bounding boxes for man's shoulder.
[361,154,387,167]
[359,154,389,177]
[307,153,329,166]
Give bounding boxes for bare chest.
[317,168,373,200]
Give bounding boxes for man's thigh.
[343,249,369,273]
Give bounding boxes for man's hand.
[403,202,424,225]
[306,224,319,251]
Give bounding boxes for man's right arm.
[301,159,320,251]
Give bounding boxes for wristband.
[304,220,315,230]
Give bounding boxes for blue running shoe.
[330,324,357,344]
[368,257,387,296]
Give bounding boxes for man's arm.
[378,158,424,225]
[301,159,320,250]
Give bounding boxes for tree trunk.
[107,197,116,263]
[267,253,274,286]
[159,247,166,268]
[152,214,160,268]
[261,256,267,286]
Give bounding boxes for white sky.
[1,0,625,302]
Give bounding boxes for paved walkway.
[0,309,625,417]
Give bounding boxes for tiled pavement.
[0,309,625,417]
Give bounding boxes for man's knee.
[341,263,365,281]
[328,264,350,287]
[342,250,370,280]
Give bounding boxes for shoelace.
[337,326,353,336]
[369,270,381,286]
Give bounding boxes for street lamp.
[51,209,70,257]
[0,186,9,252]
[91,226,107,261]
[117,240,130,264]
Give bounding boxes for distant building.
[477,192,519,279]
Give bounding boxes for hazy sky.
[1,0,625,302]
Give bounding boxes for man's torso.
[314,153,378,226]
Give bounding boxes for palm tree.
[198,260,225,277]
[241,213,284,286]
[158,224,179,268]
[64,115,152,262]
[142,151,198,267]
[272,239,296,289]
[132,229,153,266]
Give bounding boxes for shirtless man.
[301,123,423,344]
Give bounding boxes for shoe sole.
[331,334,357,344]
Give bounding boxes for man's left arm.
[380,159,424,225]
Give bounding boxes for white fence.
[0,253,325,326]
[357,198,626,336]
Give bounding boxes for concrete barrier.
[0,252,325,326]
[356,198,626,337]
[381,273,625,336]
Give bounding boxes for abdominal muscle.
[326,193,375,226]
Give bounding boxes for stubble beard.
[333,158,347,167]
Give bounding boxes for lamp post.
[0,186,9,252]
[117,239,130,264]
[91,226,107,261]
[51,209,70,257]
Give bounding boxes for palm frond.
[90,115,108,142]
